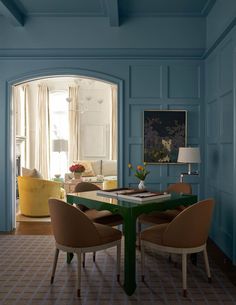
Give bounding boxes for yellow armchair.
[18,176,62,217]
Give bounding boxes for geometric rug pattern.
[0,235,236,305]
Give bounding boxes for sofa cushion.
[102,160,117,176]
[90,160,102,176]
[22,167,43,179]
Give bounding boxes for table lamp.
[177,147,201,182]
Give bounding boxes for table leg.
[123,212,137,295]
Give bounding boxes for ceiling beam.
[0,0,24,26]
[105,0,119,27]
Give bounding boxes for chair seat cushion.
[141,223,169,245]
[94,223,122,244]
[139,212,171,225]
[85,209,123,226]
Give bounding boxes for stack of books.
[96,188,171,203]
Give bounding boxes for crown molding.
[0,48,205,59]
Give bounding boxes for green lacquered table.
[67,191,197,296]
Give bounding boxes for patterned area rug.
[0,235,235,305]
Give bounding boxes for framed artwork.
[144,110,187,163]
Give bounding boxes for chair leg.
[116,241,121,282]
[182,253,187,297]
[51,248,59,284]
[76,251,82,297]
[93,252,96,262]
[203,248,212,283]
[141,241,145,282]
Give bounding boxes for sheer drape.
[14,84,29,167]
[68,86,80,165]
[35,84,50,179]
[14,85,23,136]
[110,85,117,160]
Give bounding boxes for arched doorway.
[8,70,123,230]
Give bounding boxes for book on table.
[96,188,171,203]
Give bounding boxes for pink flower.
[69,163,85,173]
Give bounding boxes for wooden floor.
[12,221,53,235]
[5,221,236,287]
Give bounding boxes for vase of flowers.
[69,163,85,180]
[128,162,150,190]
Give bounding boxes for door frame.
[7,68,124,231]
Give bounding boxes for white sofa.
[65,160,117,183]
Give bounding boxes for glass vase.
[73,172,82,180]
[138,180,146,190]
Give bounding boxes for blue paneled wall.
[127,62,203,195]
[0,58,203,233]
[205,27,236,263]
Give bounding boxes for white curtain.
[110,85,117,160]
[35,84,50,179]
[14,84,29,168]
[68,86,80,165]
[13,85,23,136]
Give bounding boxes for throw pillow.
[90,160,102,176]
[80,160,95,177]
[22,167,43,179]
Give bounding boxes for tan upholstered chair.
[137,183,192,246]
[140,198,215,297]
[49,199,122,297]
[73,182,123,264]
[74,182,123,227]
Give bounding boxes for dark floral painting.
[144,110,187,163]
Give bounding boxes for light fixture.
[177,147,201,182]
[66,97,88,113]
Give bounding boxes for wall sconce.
[177,147,201,182]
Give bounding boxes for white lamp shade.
[177,147,201,163]
[52,139,68,152]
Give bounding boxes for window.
[49,91,69,178]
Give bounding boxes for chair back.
[163,199,214,248]
[74,182,100,192]
[18,176,61,216]
[166,182,192,194]
[49,198,101,247]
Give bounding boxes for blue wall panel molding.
[127,60,203,195]
[167,65,201,99]
[205,30,236,264]
[130,65,163,98]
